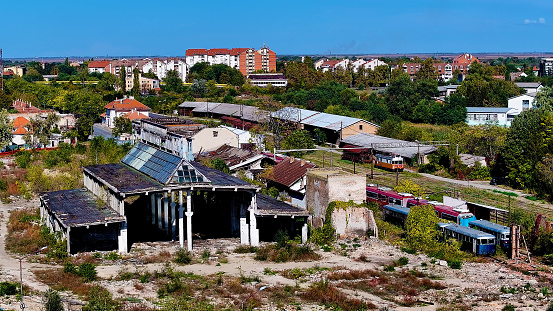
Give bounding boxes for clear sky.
[3,0,552,58]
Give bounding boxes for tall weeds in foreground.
[301,280,374,310]
[254,243,321,262]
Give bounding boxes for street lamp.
[19,246,48,310]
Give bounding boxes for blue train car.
[383,204,410,225]
[438,223,496,255]
[469,220,510,250]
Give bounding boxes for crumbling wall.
[331,206,377,238]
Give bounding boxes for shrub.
[201,249,210,260]
[401,247,417,254]
[78,263,97,282]
[448,260,462,270]
[384,265,395,272]
[83,286,119,311]
[543,254,553,265]
[398,257,409,266]
[0,282,18,296]
[254,243,320,262]
[174,248,192,264]
[234,246,258,253]
[309,224,335,246]
[300,280,373,311]
[547,301,553,311]
[63,262,77,274]
[502,304,515,311]
[44,289,63,311]
[104,252,121,261]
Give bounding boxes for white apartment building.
[141,58,188,81]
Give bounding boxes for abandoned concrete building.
[39,122,309,254]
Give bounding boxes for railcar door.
[473,238,477,254]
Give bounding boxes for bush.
[254,243,320,263]
[384,265,395,272]
[502,304,516,311]
[83,286,119,311]
[309,224,335,246]
[234,246,258,253]
[174,248,192,264]
[0,282,18,296]
[543,254,553,265]
[44,289,63,311]
[104,252,121,261]
[78,263,97,282]
[547,301,553,311]
[448,260,462,269]
[63,262,77,274]
[398,257,409,266]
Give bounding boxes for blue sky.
[3,0,552,58]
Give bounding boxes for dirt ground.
[1,197,553,311]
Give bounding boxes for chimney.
[300,160,306,167]
[289,157,294,163]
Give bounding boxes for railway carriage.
[382,204,410,225]
[374,154,404,171]
[439,223,496,255]
[469,220,510,250]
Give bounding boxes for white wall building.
[466,107,517,127]
[141,58,188,81]
[507,93,537,115]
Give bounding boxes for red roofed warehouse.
[104,97,151,128]
[263,157,317,208]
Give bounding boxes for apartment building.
[185,46,276,76]
[88,58,187,81]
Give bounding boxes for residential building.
[507,92,537,115]
[87,60,111,74]
[318,59,350,72]
[264,157,318,208]
[125,75,160,94]
[247,73,288,87]
[452,53,479,74]
[433,63,453,81]
[185,46,276,76]
[351,58,387,72]
[515,82,543,94]
[191,127,239,154]
[437,85,459,97]
[141,58,187,81]
[540,58,553,77]
[465,107,517,127]
[104,97,150,128]
[5,65,25,77]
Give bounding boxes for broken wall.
[331,206,377,238]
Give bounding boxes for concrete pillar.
[157,194,162,230]
[119,199,125,216]
[151,194,156,225]
[186,190,193,251]
[66,227,71,254]
[249,193,259,246]
[118,222,128,253]
[302,222,308,243]
[171,192,177,241]
[163,193,169,233]
[178,191,184,247]
[240,203,249,244]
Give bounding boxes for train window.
[488,239,494,245]
[442,213,456,222]
[379,194,387,201]
[367,191,378,199]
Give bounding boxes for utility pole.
[0,48,3,91]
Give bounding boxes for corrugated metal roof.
[255,193,310,216]
[440,223,496,239]
[180,102,268,122]
[468,220,510,233]
[271,107,319,122]
[40,189,125,227]
[341,133,437,158]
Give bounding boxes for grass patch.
[34,268,93,297]
[492,190,518,197]
[234,245,258,253]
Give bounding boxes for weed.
[78,263,97,282]
[384,265,395,272]
[254,243,320,262]
[174,248,192,264]
[401,247,417,254]
[263,268,277,275]
[398,257,409,266]
[234,245,258,253]
[104,252,122,261]
[502,304,515,311]
[300,280,374,311]
[139,272,151,283]
[0,282,18,296]
[448,260,462,270]
[202,249,211,260]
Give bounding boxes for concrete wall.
[305,169,366,227]
[331,206,376,238]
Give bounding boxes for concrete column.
[249,193,259,246]
[186,190,193,251]
[163,193,169,233]
[66,227,71,254]
[118,222,128,253]
[240,203,249,244]
[171,192,177,241]
[119,199,125,216]
[157,194,162,230]
[151,194,156,225]
[302,222,308,244]
[179,191,184,247]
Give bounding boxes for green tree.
[0,109,12,150]
[282,129,315,156]
[44,289,63,311]
[394,179,424,198]
[112,116,132,137]
[190,79,207,97]
[405,204,440,251]
[414,58,438,81]
[164,70,184,92]
[209,158,230,174]
[23,68,43,82]
[131,67,140,96]
[119,65,126,93]
[533,86,553,110]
